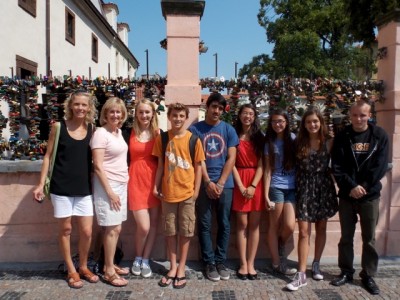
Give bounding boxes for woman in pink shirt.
[91,97,129,287]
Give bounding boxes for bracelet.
[205,179,211,187]
[216,183,224,189]
[250,184,256,188]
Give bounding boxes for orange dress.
[128,132,160,210]
[232,140,264,212]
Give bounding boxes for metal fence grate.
[0,292,27,300]
[211,290,236,300]
[314,288,343,300]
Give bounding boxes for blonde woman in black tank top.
[33,91,98,289]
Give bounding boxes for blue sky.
[112,1,274,79]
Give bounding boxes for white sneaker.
[141,262,152,278]
[312,261,324,280]
[286,272,307,291]
[131,260,141,276]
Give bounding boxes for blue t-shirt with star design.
[189,120,239,188]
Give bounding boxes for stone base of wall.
[0,170,390,264]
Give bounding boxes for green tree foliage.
[238,54,274,78]
[346,0,400,46]
[245,0,376,80]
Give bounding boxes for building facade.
[0,0,138,79]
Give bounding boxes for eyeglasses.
[241,112,255,117]
[271,120,286,125]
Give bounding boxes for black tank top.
[50,120,93,196]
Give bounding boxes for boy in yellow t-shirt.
[152,103,205,289]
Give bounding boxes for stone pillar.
[376,10,400,255]
[161,0,205,129]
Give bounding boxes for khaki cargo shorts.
[161,196,196,237]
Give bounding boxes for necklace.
[137,130,150,142]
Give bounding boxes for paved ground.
[1,258,399,300]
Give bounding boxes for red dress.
[232,140,265,212]
[128,132,160,210]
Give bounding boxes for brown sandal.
[114,265,129,276]
[79,268,99,283]
[103,273,128,287]
[67,272,83,289]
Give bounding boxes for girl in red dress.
[232,104,265,280]
[127,99,161,278]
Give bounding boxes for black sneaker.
[216,263,230,280]
[206,264,220,281]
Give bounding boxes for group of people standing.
[33,91,388,295]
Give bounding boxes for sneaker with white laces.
[272,262,297,276]
[140,262,152,278]
[216,263,230,280]
[131,260,141,276]
[286,272,307,291]
[312,261,324,280]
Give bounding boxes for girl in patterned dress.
[287,108,338,291]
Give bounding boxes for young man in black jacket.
[330,100,389,295]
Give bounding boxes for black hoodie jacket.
[331,124,389,202]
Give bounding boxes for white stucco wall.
[51,1,112,78]
[0,1,136,79]
[90,0,103,12]
[0,1,47,76]
[117,26,128,45]
[103,5,118,32]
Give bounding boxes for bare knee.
[60,227,72,238]
[106,225,122,238]
[80,227,92,240]
[137,223,150,236]
[236,216,248,231]
[59,219,73,237]
[298,228,309,240]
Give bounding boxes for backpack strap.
[161,130,169,163]
[189,133,199,165]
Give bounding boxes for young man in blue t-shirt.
[189,92,239,281]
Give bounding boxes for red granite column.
[376,10,400,255]
[161,0,206,129]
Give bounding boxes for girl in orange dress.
[127,99,160,278]
[232,104,265,280]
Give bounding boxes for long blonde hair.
[132,98,159,138]
[99,97,127,127]
[63,90,97,123]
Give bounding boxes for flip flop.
[158,274,175,287]
[79,268,99,283]
[103,273,128,287]
[173,276,187,289]
[67,272,83,289]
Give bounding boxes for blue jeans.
[196,185,233,265]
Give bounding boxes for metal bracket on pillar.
[377,47,388,60]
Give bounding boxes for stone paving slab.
[0,259,399,299]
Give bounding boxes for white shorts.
[93,176,127,226]
[50,194,94,218]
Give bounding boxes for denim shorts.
[269,187,296,204]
